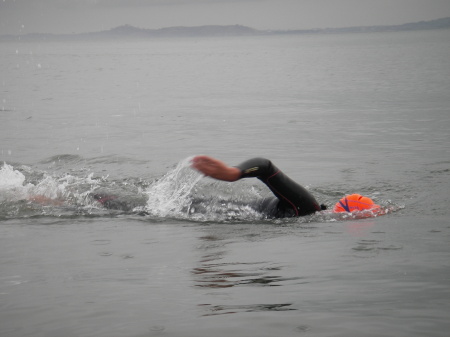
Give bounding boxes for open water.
[1,29,450,337]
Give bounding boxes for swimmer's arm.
[191,155,241,182]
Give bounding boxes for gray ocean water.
[1,29,450,337]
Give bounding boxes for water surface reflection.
[192,231,302,316]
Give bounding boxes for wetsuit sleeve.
[235,158,321,216]
[235,157,278,179]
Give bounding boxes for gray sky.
[1,0,450,35]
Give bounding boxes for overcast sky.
[1,0,450,35]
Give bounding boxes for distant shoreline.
[1,17,449,42]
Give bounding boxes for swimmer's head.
[333,194,380,213]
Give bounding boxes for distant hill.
[91,24,259,38]
[1,17,449,41]
[276,16,450,35]
[0,24,261,41]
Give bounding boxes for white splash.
[142,157,203,218]
[0,163,100,206]
[0,163,32,201]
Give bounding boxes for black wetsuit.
[235,158,321,218]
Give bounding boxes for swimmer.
[191,155,380,218]
[27,156,381,217]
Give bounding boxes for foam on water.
[0,162,104,218]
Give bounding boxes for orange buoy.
[333,194,380,213]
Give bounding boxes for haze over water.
[1,28,450,336]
